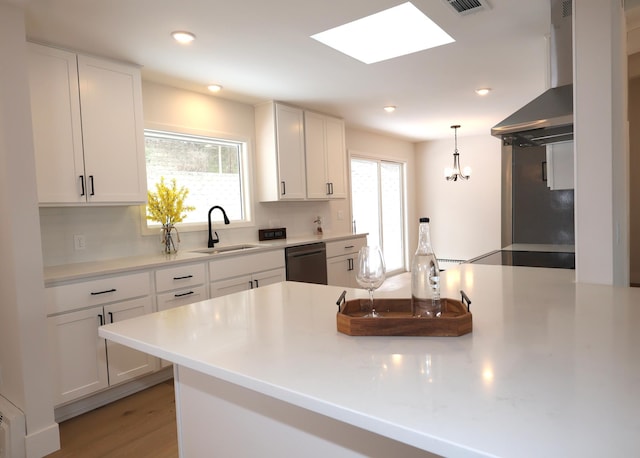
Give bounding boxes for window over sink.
[143,129,251,231]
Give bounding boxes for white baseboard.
[54,367,173,423]
[25,422,60,458]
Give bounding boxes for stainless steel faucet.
[207,206,230,248]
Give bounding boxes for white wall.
[630,76,640,284]
[0,4,59,456]
[415,134,501,261]
[574,1,629,285]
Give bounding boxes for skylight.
[311,2,454,64]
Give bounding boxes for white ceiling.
[22,0,556,142]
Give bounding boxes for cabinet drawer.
[209,250,285,281]
[155,262,206,293]
[47,271,151,315]
[326,237,366,258]
[157,285,207,311]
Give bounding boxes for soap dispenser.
[314,216,323,235]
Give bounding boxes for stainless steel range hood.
[492,0,573,147]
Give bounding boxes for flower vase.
[161,224,180,254]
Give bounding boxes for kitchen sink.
[190,244,262,255]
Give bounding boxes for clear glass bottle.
[411,217,441,317]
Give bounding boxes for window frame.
[139,123,254,236]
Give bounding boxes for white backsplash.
[39,200,351,267]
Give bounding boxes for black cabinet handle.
[90,288,116,296]
[98,314,104,326]
[174,290,194,298]
[249,280,254,289]
[79,175,85,196]
[173,275,194,280]
[108,312,114,324]
[254,279,259,288]
[348,258,354,271]
[281,181,286,195]
[344,245,355,249]
[541,161,547,182]
[89,175,95,195]
[329,182,334,195]
[326,183,331,195]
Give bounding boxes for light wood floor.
[46,379,178,458]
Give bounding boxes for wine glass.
[356,246,386,317]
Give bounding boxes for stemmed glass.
[356,246,386,317]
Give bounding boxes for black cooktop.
[467,250,575,269]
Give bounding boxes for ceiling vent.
[443,0,491,15]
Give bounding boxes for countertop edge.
[44,233,367,285]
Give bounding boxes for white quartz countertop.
[99,265,640,457]
[44,232,366,285]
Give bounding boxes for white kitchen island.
[99,265,640,457]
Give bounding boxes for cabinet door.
[78,55,147,204]
[324,116,347,198]
[275,103,306,200]
[252,268,286,289]
[327,254,358,288]
[304,111,329,199]
[104,297,156,385]
[305,111,347,199]
[48,307,108,405]
[28,43,86,204]
[210,274,253,298]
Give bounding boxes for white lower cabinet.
[209,250,286,298]
[155,262,208,311]
[326,236,367,288]
[154,262,208,367]
[46,272,156,405]
[47,307,109,405]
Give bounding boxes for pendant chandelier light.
[444,124,471,181]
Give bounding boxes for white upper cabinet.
[545,141,574,190]
[304,111,347,199]
[255,102,307,201]
[28,43,147,205]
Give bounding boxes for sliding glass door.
[351,157,406,274]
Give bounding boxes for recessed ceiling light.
[171,31,196,44]
[475,88,491,96]
[311,2,454,64]
[384,106,396,113]
[207,84,223,93]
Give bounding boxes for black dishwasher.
[285,242,328,285]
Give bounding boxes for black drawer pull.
[173,275,194,280]
[98,314,104,326]
[79,175,85,196]
[108,312,114,323]
[174,291,194,298]
[90,288,116,296]
[89,175,95,195]
[344,245,355,249]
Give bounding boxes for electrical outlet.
[74,234,86,250]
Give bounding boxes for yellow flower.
[147,177,195,225]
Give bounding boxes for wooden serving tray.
[336,297,472,337]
